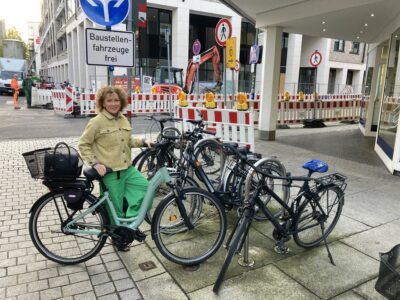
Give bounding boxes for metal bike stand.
[238,234,254,267]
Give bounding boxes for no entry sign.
[310,50,322,67]
[215,18,232,47]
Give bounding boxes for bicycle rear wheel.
[29,192,108,265]
[151,187,227,266]
[213,214,252,293]
[293,185,344,248]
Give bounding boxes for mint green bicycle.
[24,147,227,266]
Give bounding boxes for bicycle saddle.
[302,159,328,173]
[83,167,113,181]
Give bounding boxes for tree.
[5,27,23,40]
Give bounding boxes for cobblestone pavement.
[0,137,143,300]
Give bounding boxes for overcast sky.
[0,0,41,41]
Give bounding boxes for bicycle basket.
[22,142,83,181]
[22,147,51,179]
[375,244,400,299]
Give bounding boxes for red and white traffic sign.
[215,18,232,47]
[234,60,240,72]
[310,50,322,67]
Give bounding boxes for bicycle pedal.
[274,243,290,255]
[134,229,146,242]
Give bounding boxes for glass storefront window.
[377,30,400,159]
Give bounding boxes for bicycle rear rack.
[316,172,347,192]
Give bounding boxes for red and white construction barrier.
[80,91,96,115]
[52,87,74,114]
[277,98,361,125]
[130,93,177,114]
[175,106,255,150]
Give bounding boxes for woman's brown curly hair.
[95,86,128,112]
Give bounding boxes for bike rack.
[237,157,288,268]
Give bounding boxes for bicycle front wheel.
[151,187,227,266]
[29,192,108,265]
[293,185,344,248]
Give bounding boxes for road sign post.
[303,50,325,128]
[193,39,201,100]
[215,18,232,105]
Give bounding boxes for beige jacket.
[79,110,144,171]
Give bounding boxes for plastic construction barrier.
[80,91,96,116]
[31,87,53,106]
[130,93,178,114]
[277,95,362,125]
[175,106,255,150]
[52,87,74,114]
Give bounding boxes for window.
[334,40,345,52]
[350,42,360,54]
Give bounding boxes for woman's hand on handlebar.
[93,163,107,177]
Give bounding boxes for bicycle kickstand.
[320,222,335,266]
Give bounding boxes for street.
[0,95,164,140]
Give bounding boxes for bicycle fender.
[29,191,57,213]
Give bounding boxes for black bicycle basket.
[375,244,400,299]
[23,142,83,181]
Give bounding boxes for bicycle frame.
[63,167,171,235]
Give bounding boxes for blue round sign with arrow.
[80,0,130,27]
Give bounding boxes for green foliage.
[5,27,22,40]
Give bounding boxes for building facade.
[27,22,41,74]
[2,39,25,59]
[39,0,366,95]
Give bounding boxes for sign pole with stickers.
[303,50,325,128]
[215,18,232,105]
[226,37,236,104]
[192,39,201,100]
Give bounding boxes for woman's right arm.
[79,120,98,166]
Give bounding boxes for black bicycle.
[213,150,346,293]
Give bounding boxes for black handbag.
[44,142,83,180]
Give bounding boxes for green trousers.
[103,166,149,220]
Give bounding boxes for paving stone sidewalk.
[0,137,143,300]
[2,125,400,299]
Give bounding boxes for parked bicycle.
[213,149,347,292]
[23,143,227,266]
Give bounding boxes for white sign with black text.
[86,28,134,67]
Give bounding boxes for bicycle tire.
[29,192,108,265]
[194,139,222,177]
[213,214,251,293]
[144,173,199,224]
[249,160,289,220]
[293,185,344,248]
[137,148,175,179]
[132,148,151,167]
[151,187,227,266]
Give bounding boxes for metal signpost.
[303,50,325,128]
[215,18,232,105]
[193,39,201,100]
[226,37,236,105]
[165,28,173,117]
[249,44,259,99]
[80,0,132,87]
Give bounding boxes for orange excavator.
[183,45,222,93]
[152,45,222,94]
